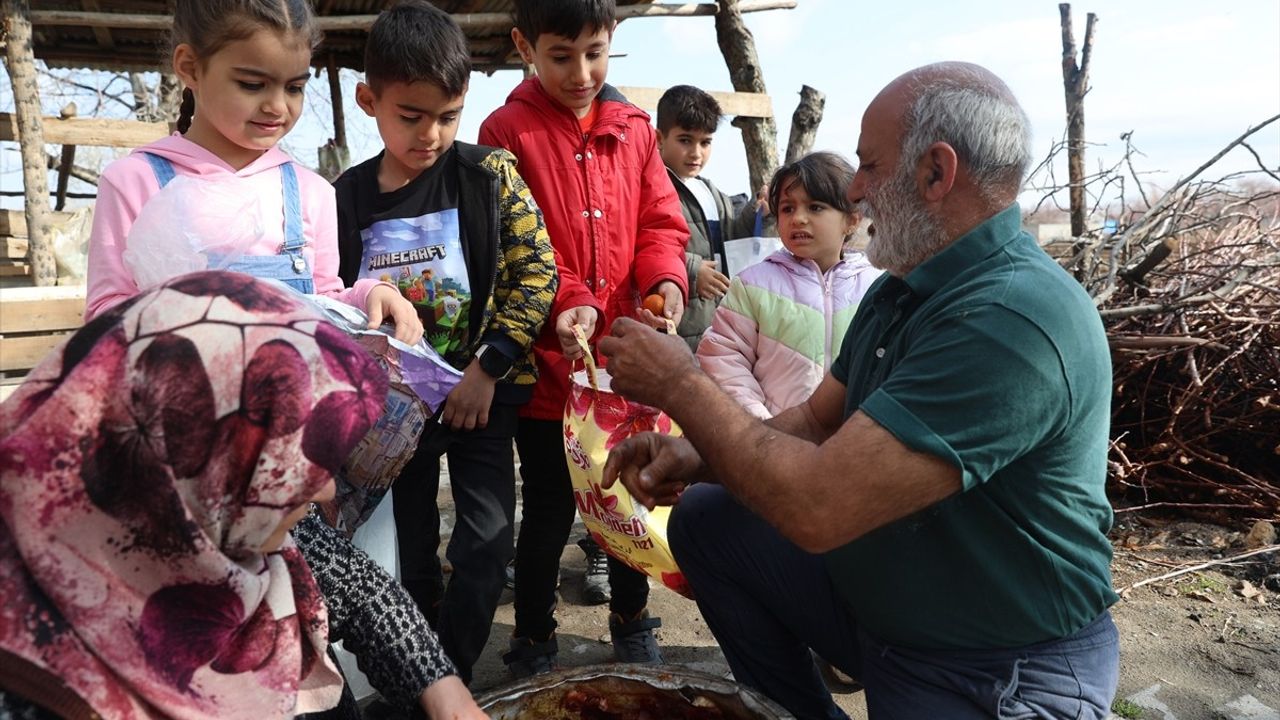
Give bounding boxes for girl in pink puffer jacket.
[697,152,883,418]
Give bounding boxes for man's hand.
[603,432,704,510]
[695,260,730,301]
[419,675,487,719]
[366,284,425,345]
[439,360,497,431]
[598,317,698,408]
[636,280,685,330]
[556,306,599,360]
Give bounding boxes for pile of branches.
[1029,115,1280,523]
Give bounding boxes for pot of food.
[475,664,795,720]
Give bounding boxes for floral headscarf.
[0,272,386,719]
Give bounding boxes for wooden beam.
[0,112,168,148]
[29,2,798,32]
[0,333,73,372]
[0,286,85,334]
[3,0,57,287]
[0,210,74,238]
[615,86,773,118]
[1,237,30,260]
[80,0,114,49]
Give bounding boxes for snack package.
[563,327,691,598]
[305,294,464,537]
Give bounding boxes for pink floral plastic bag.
[563,328,692,598]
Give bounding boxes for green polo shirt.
[825,204,1117,650]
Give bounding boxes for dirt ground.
[413,471,1280,719]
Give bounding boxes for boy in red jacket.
[479,0,689,678]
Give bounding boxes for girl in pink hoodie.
[85,0,420,344]
[697,152,882,418]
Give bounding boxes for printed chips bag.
[563,327,691,598]
[305,295,464,537]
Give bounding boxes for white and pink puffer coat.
[696,249,883,418]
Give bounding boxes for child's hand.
[637,280,684,330]
[439,359,497,431]
[755,183,770,215]
[366,285,424,345]
[419,675,487,720]
[695,260,730,301]
[556,306,599,360]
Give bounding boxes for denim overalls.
[143,153,315,293]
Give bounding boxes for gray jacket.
[668,168,759,350]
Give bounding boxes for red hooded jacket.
[480,78,689,419]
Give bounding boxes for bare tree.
[714,0,779,195]
[1059,3,1098,279]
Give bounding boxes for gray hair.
[899,67,1032,202]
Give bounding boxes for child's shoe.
[503,634,558,679]
[609,609,663,664]
[578,537,610,605]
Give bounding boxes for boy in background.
[479,0,689,678]
[656,84,764,351]
[333,0,558,684]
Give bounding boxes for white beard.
[861,162,950,277]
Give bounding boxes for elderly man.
[597,62,1120,720]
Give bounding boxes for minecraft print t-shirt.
[356,148,472,357]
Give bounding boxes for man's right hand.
[556,306,599,360]
[696,260,730,301]
[602,432,705,510]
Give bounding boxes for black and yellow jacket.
[334,143,558,405]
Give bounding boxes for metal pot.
[475,664,795,719]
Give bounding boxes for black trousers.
[392,403,518,684]
[511,418,650,640]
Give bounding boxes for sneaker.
[578,537,611,605]
[503,635,559,679]
[504,560,560,591]
[609,609,664,664]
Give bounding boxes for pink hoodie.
[85,134,380,320]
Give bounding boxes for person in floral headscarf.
[0,272,483,720]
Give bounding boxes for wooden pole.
[3,0,58,286]
[714,0,779,196]
[54,102,77,211]
[784,85,825,164]
[326,53,346,148]
[1059,3,1098,276]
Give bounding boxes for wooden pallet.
[0,209,75,238]
[0,284,85,401]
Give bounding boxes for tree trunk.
[714,0,779,195]
[158,73,182,124]
[1059,3,1098,279]
[3,0,58,286]
[130,71,182,124]
[784,85,824,164]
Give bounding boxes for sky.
[3,0,1278,214]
